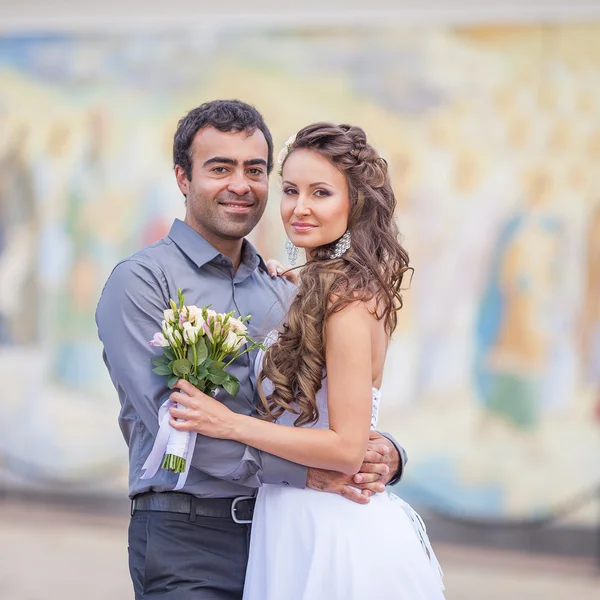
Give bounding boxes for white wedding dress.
[243,344,445,600]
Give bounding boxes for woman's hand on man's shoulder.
[265,259,300,285]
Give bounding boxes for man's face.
[175,126,269,243]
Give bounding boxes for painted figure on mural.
[0,125,38,345]
[35,122,75,345]
[51,109,116,391]
[475,165,563,434]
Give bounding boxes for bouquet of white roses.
[141,289,264,485]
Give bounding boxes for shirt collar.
[168,218,268,273]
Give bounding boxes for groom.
[96,99,406,599]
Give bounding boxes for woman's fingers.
[169,405,191,420]
[172,381,213,406]
[265,259,299,283]
[170,390,198,408]
[169,417,193,431]
[174,379,196,396]
[266,259,285,279]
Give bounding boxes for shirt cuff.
[261,452,308,488]
[380,432,407,486]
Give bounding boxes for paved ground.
[0,501,598,600]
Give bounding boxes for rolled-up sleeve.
[97,259,171,437]
[96,259,307,489]
[260,452,307,487]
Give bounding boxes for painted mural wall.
[0,24,598,522]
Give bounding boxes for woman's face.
[280,149,351,255]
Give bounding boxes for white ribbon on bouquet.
[140,396,198,491]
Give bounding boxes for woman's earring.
[329,230,351,259]
[286,238,298,266]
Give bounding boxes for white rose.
[165,328,179,348]
[234,335,246,352]
[228,317,248,334]
[194,315,206,333]
[164,328,183,347]
[224,331,246,354]
[163,309,177,324]
[212,316,223,337]
[182,322,200,345]
[186,305,202,324]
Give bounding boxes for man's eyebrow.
[203,157,237,167]
[244,158,267,167]
[202,157,267,168]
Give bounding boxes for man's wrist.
[306,468,325,491]
[380,433,406,486]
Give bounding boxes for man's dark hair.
[173,99,274,179]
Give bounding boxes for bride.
[169,122,445,599]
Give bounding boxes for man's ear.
[175,164,190,197]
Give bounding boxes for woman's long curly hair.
[259,123,411,427]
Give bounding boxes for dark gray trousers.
[128,510,251,599]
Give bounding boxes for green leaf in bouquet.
[188,374,199,386]
[152,355,169,368]
[167,375,179,388]
[222,377,240,398]
[187,345,195,364]
[164,347,176,361]
[196,366,209,380]
[207,367,227,385]
[152,366,172,377]
[195,337,208,363]
[152,364,173,376]
[173,358,192,377]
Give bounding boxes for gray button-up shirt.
[97,219,406,500]
[97,219,305,498]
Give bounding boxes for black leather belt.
[131,492,255,524]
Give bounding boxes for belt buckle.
[231,496,254,524]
